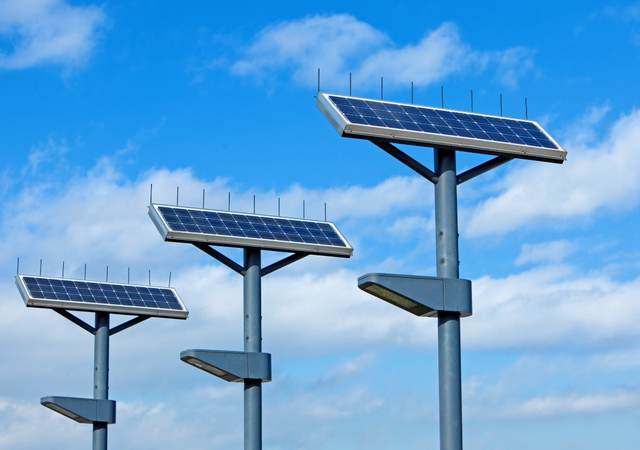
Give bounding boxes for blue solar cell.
[156,206,349,250]
[18,276,187,318]
[328,95,558,150]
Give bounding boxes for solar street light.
[150,203,352,450]
[16,275,188,450]
[317,92,566,450]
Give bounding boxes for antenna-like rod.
[39,259,43,276]
[317,68,320,95]
[302,200,306,219]
[470,89,474,112]
[441,85,445,108]
[228,192,231,211]
[84,263,87,280]
[380,76,384,100]
[16,257,20,275]
[253,194,256,214]
[499,93,503,116]
[277,197,281,216]
[61,261,65,278]
[148,269,151,286]
[149,184,153,205]
[349,72,352,96]
[127,267,130,284]
[324,202,327,221]
[106,265,109,282]
[168,271,172,288]
[411,81,415,104]
[525,97,529,119]
[176,186,180,206]
[202,188,206,208]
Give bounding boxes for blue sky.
[1,1,640,449]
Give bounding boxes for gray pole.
[93,312,110,450]
[434,148,463,450]
[243,249,262,450]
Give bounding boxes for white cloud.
[231,14,387,87]
[313,352,376,387]
[464,354,640,420]
[515,240,574,266]
[0,0,105,70]
[467,108,640,236]
[466,265,640,349]
[0,151,638,391]
[230,15,534,89]
[388,215,433,238]
[294,387,383,420]
[3,155,640,358]
[511,391,640,417]
[0,398,83,450]
[561,105,611,148]
[588,348,640,370]
[2,145,640,448]
[280,176,430,222]
[22,139,69,176]
[0,154,429,275]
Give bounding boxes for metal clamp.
[41,396,116,424]
[181,350,272,382]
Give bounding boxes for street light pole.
[93,312,110,450]
[244,248,262,450]
[434,148,463,450]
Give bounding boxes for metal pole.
[434,148,463,450]
[93,312,110,450]
[243,249,262,450]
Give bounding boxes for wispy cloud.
[0,0,105,70]
[228,15,535,90]
[515,240,575,266]
[510,391,640,417]
[294,387,383,420]
[314,352,376,387]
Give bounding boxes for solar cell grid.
[322,94,563,156]
[157,206,347,247]
[17,276,188,318]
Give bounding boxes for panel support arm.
[193,243,245,275]
[457,156,512,184]
[54,309,96,334]
[371,140,438,184]
[109,316,149,336]
[261,253,307,277]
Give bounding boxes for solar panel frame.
[16,275,188,319]
[148,204,353,258]
[317,93,567,163]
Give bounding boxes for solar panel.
[149,204,353,257]
[16,275,188,319]
[317,93,566,163]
